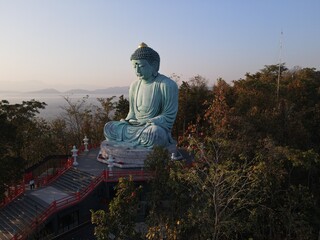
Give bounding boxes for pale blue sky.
[0,0,319,91]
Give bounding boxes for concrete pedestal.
[97,140,181,168]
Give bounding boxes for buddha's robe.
[104,74,178,148]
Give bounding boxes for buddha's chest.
[136,83,158,112]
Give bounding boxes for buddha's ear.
[151,61,157,69]
[152,61,160,72]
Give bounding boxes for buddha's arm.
[148,79,178,129]
[124,81,137,121]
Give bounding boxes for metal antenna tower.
[276,30,283,102]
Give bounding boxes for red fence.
[1,144,100,209]
[5,143,98,208]
[0,184,25,209]
[33,159,73,188]
[0,158,72,209]
[12,169,153,240]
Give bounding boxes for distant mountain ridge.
[28,88,61,94]
[25,86,129,94]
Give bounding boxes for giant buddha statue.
[104,43,178,148]
[99,43,179,167]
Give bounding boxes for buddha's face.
[132,59,156,82]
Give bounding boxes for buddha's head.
[131,43,160,81]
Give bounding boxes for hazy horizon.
[0,92,127,120]
[1,1,319,92]
[0,86,130,94]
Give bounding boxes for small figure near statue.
[29,179,35,190]
[99,43,181,167]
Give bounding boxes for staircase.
[0,163,151,240]
[0,195,48,240]
[51,167,95,193]
[0,167,96,240]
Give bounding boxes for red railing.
[12,169,153,240]
[0,184,25,209]
[1,144,99,209]
[1,148,94,210]
[0,158,72,210]
[33,159,73,187]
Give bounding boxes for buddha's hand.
[128,119,142,126]
[120,119,131,124]
[127,119,154,126]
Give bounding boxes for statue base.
[97,140,181,168]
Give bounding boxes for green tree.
[90,96,116,143]
[0,99,48,199]
[0,99,47,155]
[113,95,129,121]
[59,95,92,146]
[0,112,23,200]
[144,147,189,240]
[197,66,320,239]
[144,143,256,240]
[173,65,320,239]
[174,75,212,139]
[50,118,70,155]
[54,95,118,150]
[91,177,142,240]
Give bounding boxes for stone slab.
[30,186,70,204]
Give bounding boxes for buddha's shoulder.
[129,80,140,89]
[157,74,177,88]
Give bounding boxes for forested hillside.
[93,65,320,239]
[1,65,319,239]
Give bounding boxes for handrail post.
[76,191,80,200]
[104,169,108,180]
